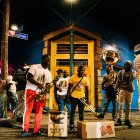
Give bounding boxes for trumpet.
[78,98,97,117]
[35,76,61,102]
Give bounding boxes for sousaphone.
[102,50,120,65]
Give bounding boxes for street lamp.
[10,24,18,31]
[64,0,78,76]
[64,0,78,3]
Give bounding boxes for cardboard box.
[77,120,115,139]
[48,110,67,137]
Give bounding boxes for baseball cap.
[56,69,63,73]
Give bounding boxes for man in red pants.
[22,54,52,137]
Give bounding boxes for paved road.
[0,125,140,140]
[0,111,140,139]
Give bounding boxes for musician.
[56,70,71,115]
[97,65,117,120]
[115,61,136,127]
[13,62,29,115]
[22,54,52,137]
[54,69,63,106]
[0,75,6,118]
[66,66,90,134]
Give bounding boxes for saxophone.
[103,70,116,90]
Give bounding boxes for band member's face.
[41,56,50,67]
[106,66,111,73]
[78,67,85,77]
[59,72,63,77]
[124,63,132,71]
[64,71,68,78]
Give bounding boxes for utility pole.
[1,0,10,117]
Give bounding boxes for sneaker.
[112,118,117,122]
[115,118,122,126]
[79,118,84,121]
[97,113,104,118]
[21,131,28,138]
[68,127,74,134]
[125,119,132,128]
[32,131,45,137]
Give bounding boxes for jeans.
[118,90,132,120]
[102,87,117,119]
[0,93,4,118]
[7,91,17,111]
[70,97,84,126]
[58,98,71,115]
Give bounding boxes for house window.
[56,59,88,66]
[57,44,88,54]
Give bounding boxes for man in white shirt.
[7,75,17,111]
[0,75,6,118]
[22,54,52,137]
[56,70,71,115]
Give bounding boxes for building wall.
[8,18,139,110]
[101,34,139,111]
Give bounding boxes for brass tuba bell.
[102,50,120,90]
[102,50,120,65]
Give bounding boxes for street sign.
[15,33,28,40]
[15,25,23,34]
[9,25,28,40]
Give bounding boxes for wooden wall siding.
[53,34,88,42]
[94,39,104,111]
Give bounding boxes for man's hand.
[38,83,44,89]
[85,99,91,105]
[58,88,62,92]
[114,88,119,95]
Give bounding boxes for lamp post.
[65,0,78,76]
[70,29,74,76]
[1,0,10,118]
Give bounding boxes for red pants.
[23,89,45,133]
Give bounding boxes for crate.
[77,120,115,139]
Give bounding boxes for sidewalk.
[7,110,140,131]
[0,111,140,139]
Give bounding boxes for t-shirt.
[69,75,89,98]
[56,77,70,96]
[26,64,52,92]
[7,75,17,93]
[121,72,130,90]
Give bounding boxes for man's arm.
[66,83,73,102]
[130,70,136,80]
[101,74,107,90]
[85,85,91,105]
[114,71,122,90]
[56,79,62,92]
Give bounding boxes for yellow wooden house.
[43,25,102,111]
